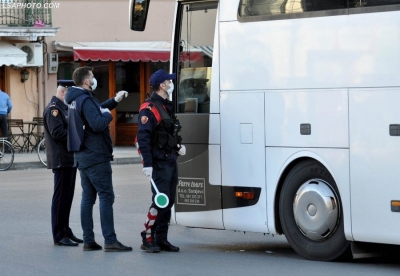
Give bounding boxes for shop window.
[115,61,141,123]
[57,62,80,81]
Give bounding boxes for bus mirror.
[129,0,151,31]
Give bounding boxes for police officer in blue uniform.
[137,69,186,253]
[43,80,82,246]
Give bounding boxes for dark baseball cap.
[57,80,75,88]
[149,69,176,88]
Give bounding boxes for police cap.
[149,69,176,88]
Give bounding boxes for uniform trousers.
[51,167,77,242]
[142,162,178,243]
[0,114,8,138]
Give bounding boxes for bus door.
[173,1,224,229]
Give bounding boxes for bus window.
[239,0,400,17]
[178,67,211,113]
[241,0,303,15]
[239,0,347,16]
[176,2,217,114]
[348,0,400,8]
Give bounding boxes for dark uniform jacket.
[43,96,74,169]
[137,92,178,168]
[65,86,117,169]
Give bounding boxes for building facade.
[0,0,175,145]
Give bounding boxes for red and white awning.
[53,41,203,62]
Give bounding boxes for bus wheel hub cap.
[293,179,339,241]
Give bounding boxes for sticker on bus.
[177,178,206,206]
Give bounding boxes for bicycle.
[0,138,14,171]
[37,138,47,167]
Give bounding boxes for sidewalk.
[8,146,142,170]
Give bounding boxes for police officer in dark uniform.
[137,69,186,253]
[43,80,82,246]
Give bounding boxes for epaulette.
[139,101,154,112]
[49,102,56,107]
[145,102,154,111]
[139,101,161,123]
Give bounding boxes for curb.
[112,157,142,165]
[6,157,142,171]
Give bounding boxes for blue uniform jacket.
[137,92,177,168]
[65,86,117,168]
[43,96,74,169]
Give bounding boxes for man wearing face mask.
[65,66,132,252]
[136,69,186,253]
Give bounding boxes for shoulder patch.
[140,116,149,124]
[51,109,59,117]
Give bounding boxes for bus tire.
[279,160,350,261]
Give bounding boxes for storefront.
[54,41,204,146]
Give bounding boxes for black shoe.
[157,241,179,252]
[83,242,102,251]
[104,241,132,252]
[140,240,161,253]
[54,237,79,246]
[69,235,83,243]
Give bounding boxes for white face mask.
[166,81,174,95]
[91,77,97,91]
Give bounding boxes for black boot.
[104,241,132,252]
[157,241,180,252]
[140,232,160,253]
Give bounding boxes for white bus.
[129,0,400,261]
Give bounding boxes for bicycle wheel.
[37,138,47,167]
[0,139,14,171]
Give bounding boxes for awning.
[0,41,27,66]
[53,41,204,62]
[194,46,213,59]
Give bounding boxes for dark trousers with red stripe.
[51,167,77,242]
[142,162,178,243]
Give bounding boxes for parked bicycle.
[0,138,14,171]
[37,138,46,167]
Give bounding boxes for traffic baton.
[150,177,169,208]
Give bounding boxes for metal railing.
[0,0,53,27]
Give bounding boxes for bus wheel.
[279,160,350,261]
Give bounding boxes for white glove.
[178,144,186,156]
[100,107,110,114]
[143,167,153,177]
[115,90,128,102]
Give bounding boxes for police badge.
[141,116,148,124]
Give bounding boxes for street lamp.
[20,69,29,83]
